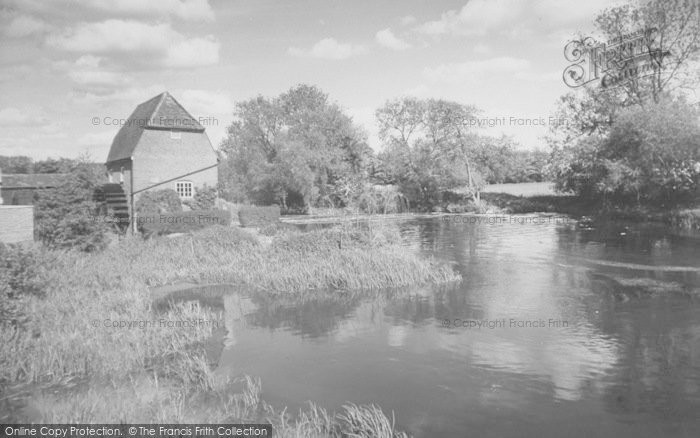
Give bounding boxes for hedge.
[137,209,232,236]
[238,205,281,227]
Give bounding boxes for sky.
[0,0,625,161]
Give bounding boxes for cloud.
[288,38,367,60]
[47,20,174,53]
[164,36,220,68]
[90,0,215,22]
[70,84,166,105]
[64,55,131,87]
[0,107,49,127]
[416,0,523,36]
[5,0,214,22]
[400,15,416,26]
[376,28,411,51]
[180,89,232,115]
[47,20,220,68]
[415,0,626,37]
[3,14,50,38]
[424,57,531,83]
[473,43,490,54]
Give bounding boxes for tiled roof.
[0,173,68,189]
[106,92,206,163]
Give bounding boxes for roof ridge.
[147,92,168,126]
[170,94,204,131]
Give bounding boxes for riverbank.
[477,183,700,230]
[1,224,457,434]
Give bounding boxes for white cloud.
[65,55,131,86]
[90,0,214,21]
[3,14,50,38]
[376,28,411,51]
[164,36,220,68]
[473,43,490,54]
[288,38,367,60]
[415,0,627,38]
[180,89,232,115]
[416,0,523,36]
[400,15,416,26]
[47,20,172,53]
[0,107,49,127]
[424,57,531,83]
[70,85,166,105]
[47,20,220,68]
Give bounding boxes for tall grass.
[1,223,456,435]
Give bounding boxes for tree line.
[218,85,548,213]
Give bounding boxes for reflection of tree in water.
[600,303,700,420]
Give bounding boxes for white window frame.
[176,181,193,199]
[170,130,182,140]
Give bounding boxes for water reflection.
[204,217,700,437]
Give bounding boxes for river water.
[213,215,700,437]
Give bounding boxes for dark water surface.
[215,216,700,437]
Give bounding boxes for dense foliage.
[33,161,112,252]
[183,185,217,211]
[219,84,373,212]
[549,0,700,208]
[0,243,46,328]
[552,98,700,206]
[135,189,183,215]
[138,209,232,236]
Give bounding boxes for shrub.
[183,185,217,211]
[0,243,46,328]
[138,210,232,236]
[34,162,111,252]
[238,205,280,227]
[135,189,182,215]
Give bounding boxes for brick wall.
[0,205,34,243]
[133,130,218,198]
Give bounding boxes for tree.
[550,0,700,204]
[219,84,373,212]
[34,159,112,251]
[376,97,484,210]
[593,0,700,105]
[553,97,700,206]
[0,156,33,173]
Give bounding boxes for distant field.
[481,182,558,197]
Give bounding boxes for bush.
[135,189,182,215]
[0,243,46,327]
[138,210,232,236]
[238,205,281,227]
[34,162,111,252]
[183,185,217,211]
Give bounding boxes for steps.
[95,183,130,231]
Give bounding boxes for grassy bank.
[1,224,457,435]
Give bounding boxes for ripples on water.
[191,216,700,437]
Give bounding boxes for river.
[207,215,700,437]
